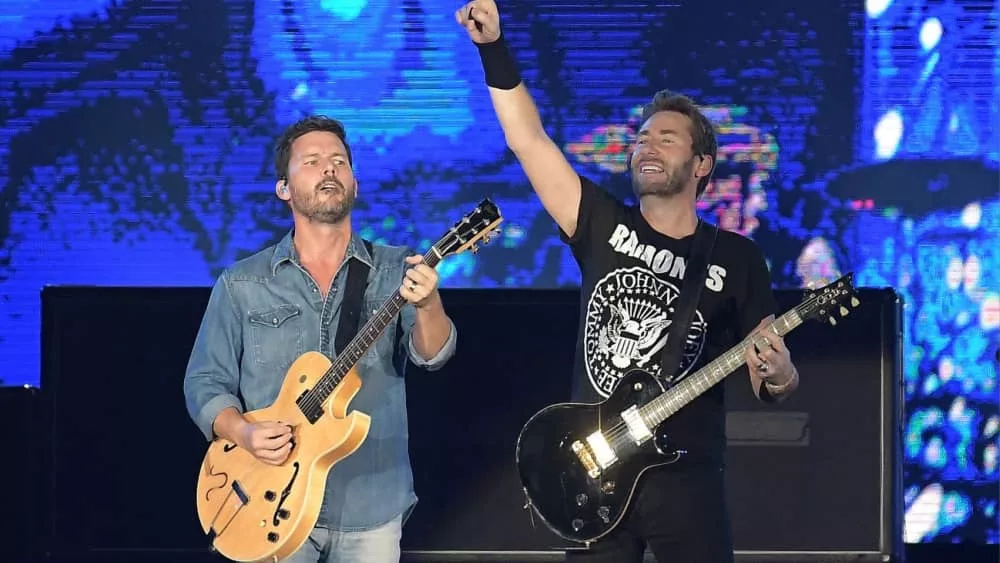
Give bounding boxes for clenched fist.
[454,0,501,44]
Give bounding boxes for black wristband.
[475,34,522,90]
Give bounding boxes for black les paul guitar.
[514,273,860,544]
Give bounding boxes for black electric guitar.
[514,273,860,544]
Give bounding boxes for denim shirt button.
[272,318,278,325]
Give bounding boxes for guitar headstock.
[431,198,503,258]
[797,272,861,327]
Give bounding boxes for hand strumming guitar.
[214,407,294,466]
[236,420,295,465]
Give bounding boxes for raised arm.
[455,0,582,239]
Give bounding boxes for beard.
[631,155,695,198]
[290,178,356,224]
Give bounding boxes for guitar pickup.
[621,405,652,444]
[585,431,618,470]
[570,431,619,479]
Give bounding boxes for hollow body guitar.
[515,274,860,544]
[195,199,502,562]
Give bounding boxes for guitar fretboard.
[307,249,443,405]
[638,308,804,428]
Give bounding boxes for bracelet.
[765,370,797,394]
[475,33,522,90]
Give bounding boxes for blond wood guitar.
[194,199,502,562]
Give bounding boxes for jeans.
[283,514,403,563]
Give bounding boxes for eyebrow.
[638,128,683,137]
[300,151,348,159]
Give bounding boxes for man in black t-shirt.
[456,2,801,562]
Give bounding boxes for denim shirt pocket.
[248,303,305,369]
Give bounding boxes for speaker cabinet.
[0,385,43,563]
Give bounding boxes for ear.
[275,179,290,201]
[694,154,714,179]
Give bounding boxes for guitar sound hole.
[272,462,301,526]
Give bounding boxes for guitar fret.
[639,310,805,427]
[308,293,407,406]
[288,199,501,423]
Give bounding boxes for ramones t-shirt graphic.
[559,175,777,465]
[584,266,707,397]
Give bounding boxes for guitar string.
[296,292,408,416]
[295,220,494,418]
[598,339,749,451]
[295,249,438,418]
[597,300,816,452]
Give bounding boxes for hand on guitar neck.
[213,406,295,466]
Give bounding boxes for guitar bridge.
[571,440,601,478]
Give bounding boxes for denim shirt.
[183,230,457,531]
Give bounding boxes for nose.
[638,144,658,158]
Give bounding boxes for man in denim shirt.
[183,115,458,563]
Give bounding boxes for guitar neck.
[638,307,805,428]
[310,249,443,405]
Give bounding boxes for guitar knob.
[571,518,584,532]
[264,490,276,502]
[278,509,290,520]
[575,493,588,506]
[598,506,610,523]
[267,532,279,543]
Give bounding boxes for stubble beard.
[292,179,357,224]
[632,156,695,199]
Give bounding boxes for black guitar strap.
[658,219,718,386]
[334,238,374,356]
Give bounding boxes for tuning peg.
[470,244,479,254]
[829,317,837,326]
[839,306,849,316]
[850,297,860,307]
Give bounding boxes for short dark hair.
[274,115,353,179]
[640,90,718,197]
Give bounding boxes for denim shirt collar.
[270,228,374,275]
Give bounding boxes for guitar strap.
[658,219,718,386]
[334,238,374,356]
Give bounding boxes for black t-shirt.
[560,175,777,467]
